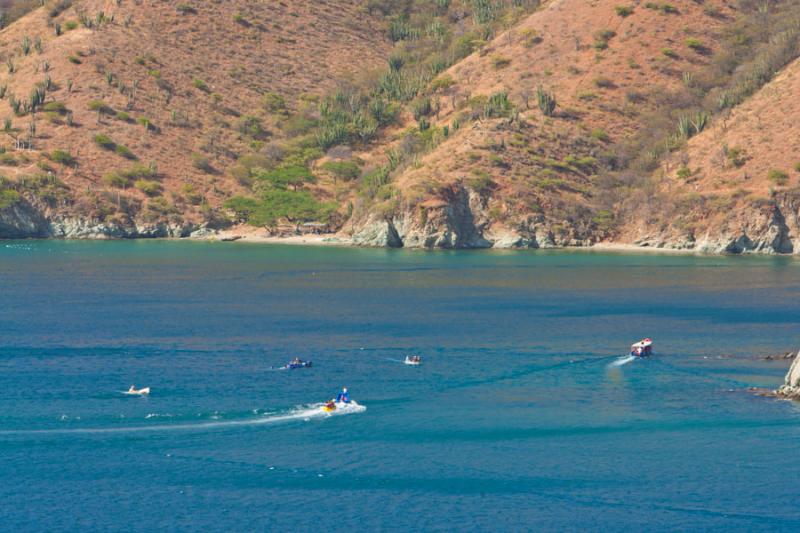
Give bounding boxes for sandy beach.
[199,226,710,255]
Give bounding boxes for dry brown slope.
[361,0,736,246]
[627,55,800,253]
[0,0,388,229]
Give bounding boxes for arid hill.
[344,0,740,247]
[626,54,800,253]
[2,0,800,251]
[0,0,388,234]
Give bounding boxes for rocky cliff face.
[776,351,800,400]
[348,184,594,249]
[0,200,203,239]
[626,192,800,255]
[0,200,49,238]
[11,180,800,253]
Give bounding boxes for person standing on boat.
[336,387,350,403]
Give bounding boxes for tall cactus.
[536,86,556,116]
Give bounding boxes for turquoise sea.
[2,241,800,531]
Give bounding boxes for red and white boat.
[630,338,653,357]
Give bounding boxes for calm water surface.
[2,241,800,531]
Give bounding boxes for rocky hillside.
[0,0,389,236]
[626,53,800,253]
[345,0,740,247]
[2,0,800,252]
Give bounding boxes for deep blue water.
[2,241,800,531]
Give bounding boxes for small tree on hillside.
[257,166,315,191]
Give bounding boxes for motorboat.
[630,338,653,357]
[404,355,422,366]
[125,386,150,395]
[285,358,312,369]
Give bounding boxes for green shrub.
[645,2,678,14]
[468,172,495,195]
[520,28,543,47]
[93,134,115,150]
[726,147,748,168]
[256,165,314,190]
[321,160,361,182]
[685,37,704,51]
[191,153,214,173]
[593,29,616,50]
[67,55,81,64]
[192,78,209,92]
[49,150,76,166]
[676,166,692,179]
[592,210,615,231]
[411,97,432,120]
[0,153,17,166]
[594,76,615,88]
[103,172,129,188]
[115,144,136,160]
[0,188,20,209]
[224,196,260,221]
[121,164,157,180]
[238,115,268,139]
[42,101,68,114]
[590,129,610,142]
[135,179,162,196]
[615,5,634,17]
[492,55,511,69]
[661,48,678,59]
[263,92,286,114]
[768,169,789,185]
[224,189,334,227]
[88,100,112,114]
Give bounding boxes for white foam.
[607,355,636,368]
[0,402,366,436]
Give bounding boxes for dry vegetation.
[1,0,800,243]
[0,0,389,227]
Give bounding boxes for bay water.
[2,241,800,531]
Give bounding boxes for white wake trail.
[607,355,636,368]
[0,402,366,436]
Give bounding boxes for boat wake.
[0,402,366,437]
[607,355,636,368]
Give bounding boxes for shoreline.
[200,229,721,256]
[0,230,782,256]
[2,226,794,257]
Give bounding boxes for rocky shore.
[8,184,800,255]
[775,351,800,400]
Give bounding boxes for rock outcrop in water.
[776,351,800,400]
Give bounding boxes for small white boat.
[630,338,653,357]
[404,355,422,366]
[124,386,150,396]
